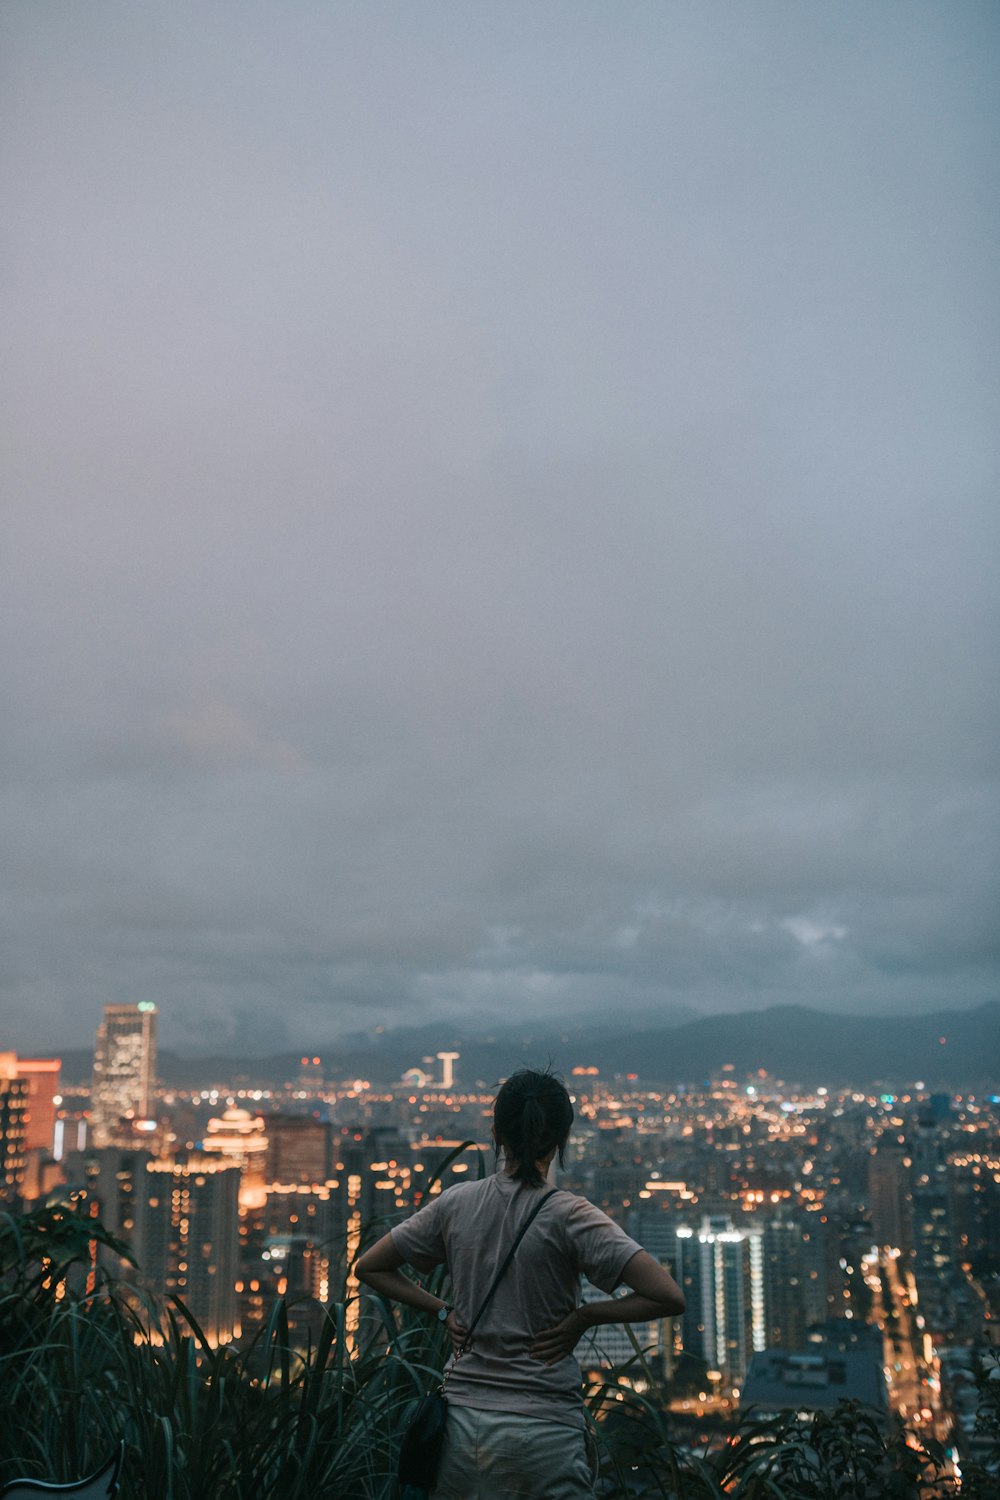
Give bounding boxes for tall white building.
[674,1216,766,1388]
[90,1002,158,1147]
[436,1051,459,1088]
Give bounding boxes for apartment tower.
[90,1002,158,1147]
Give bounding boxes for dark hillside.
[56,1000,997,1089]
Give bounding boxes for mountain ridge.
[52,999,998,1089]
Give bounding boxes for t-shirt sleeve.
[390,1193,448,1270]
[564,1197,644,1295]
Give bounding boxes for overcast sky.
[2,1,998,1057]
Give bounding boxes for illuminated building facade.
[264,1114,331,1185]
[868,1136,913,1253]
[203,1106,268,1209]
[907,1118,955,1333]
[948,1151,1000,1275]
[61,1145,154,1281]
[133,1152,240,1345]
[436,1051,459,1089]
[0,1054,29,1201]
[0,1052,61,1201]
[259,1184,341,1295]
[761,1210,825,1349]
[238,1183,343,1342]
[15,1056,61,1153]
[673,1216,766,1388]
[90,1002,158,1147]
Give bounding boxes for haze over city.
[2,2,997,1058]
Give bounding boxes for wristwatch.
[437,1304,452,1323]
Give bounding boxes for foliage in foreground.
[0,1204,993,1499]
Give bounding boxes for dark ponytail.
[493,1069,574,1186]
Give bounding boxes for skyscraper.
[203,1106,268,1210]
[132,1152,240,1345]
[16,1056,61,1153]
[761,1209,826,1350]
[0,1053,60,1157]
[0,1053,29,1201]
[90,1002,158,1147]
[264,1114,331,1186]
[436,1051,459,1089]
[868,1135,913,1254]
[62,1145,154,1280]
[673,1216,766,1388]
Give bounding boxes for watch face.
[438,1306,449,1322]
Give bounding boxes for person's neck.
[502,1159,552,1180]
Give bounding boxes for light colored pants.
[431,1404,596,1500]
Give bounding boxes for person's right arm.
[530,1250,684,1365]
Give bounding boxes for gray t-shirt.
[390,1171,642,1428]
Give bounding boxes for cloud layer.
[2,2,997,1053]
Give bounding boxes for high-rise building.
[90,1003,158,1147]
[132,1152,240,1345]
[239,1182,343,1341]
[61,1145,154,1280]
[948,1151,1000,1277]
[436,1052,459,1089]
[670,1224,705,1364]
[761,1209,826,1350]
[15,1056,61,1153]
[264,1114,331,1186]
[628,1202,684,1265]
[0,1053,29,1201]
[908,1117,955,1334]
[673,1216,766,1388]
[868,1136,913,1254]
[203,1106,268,1209]
[0,1052,61,1189]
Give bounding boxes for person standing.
[356,1068,685,1499]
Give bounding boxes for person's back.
[392,1170,645,1429]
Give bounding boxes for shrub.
[0,1204,986,1498]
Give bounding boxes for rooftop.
[741,1346,888,1418]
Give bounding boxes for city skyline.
[3,1027,995,1444]
[2,3,998,1056]
[2,1010,996,1484]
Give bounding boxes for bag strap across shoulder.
[453,1186,558,1361]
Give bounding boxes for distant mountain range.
[55,1000,999,1090]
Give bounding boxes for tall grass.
[0,1202,983,1498]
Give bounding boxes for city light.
[2,1016,991,1486]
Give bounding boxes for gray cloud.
[2,2,997,1054]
